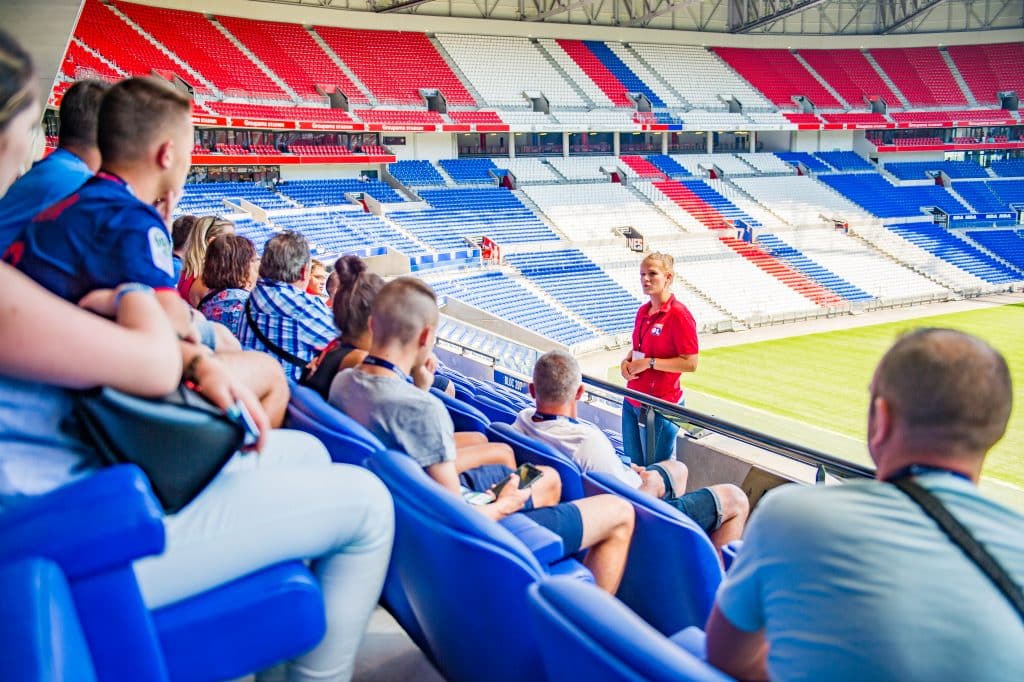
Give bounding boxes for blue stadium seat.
[681,180,762,227]
[966,230,1024,270]
[775,152,833,173]
[990,159,1024,178]
[0,465,325,682]
[526,577,734,682]
[365,448,592,682]
[813,151,873,172]
[285,384,385,465]
[645,154,692,178]
[487,422,586,501]
[272,209,429,256]
[819,173,969,218]
[583,471,724,636]
[276,178,405,206]
[884,161,988,180]
[757,234,874,301]
[176,181,293,216]
[583,41,665,107]
[954,181,1012,214]
[432,388,491,433]
[888,223,1022,283]
[0,558,97,682]
[437,158,499,184]
[388,160,447,186]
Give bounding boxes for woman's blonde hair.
[181,216,234,279]
[642,251,675,273]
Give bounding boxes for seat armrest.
[669,626,707,660]
[0,465,165,578]
[499,513,564,566]
[722,541,744,572]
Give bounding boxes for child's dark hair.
[332,255,383,340]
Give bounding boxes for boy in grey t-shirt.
[328,276,635,594]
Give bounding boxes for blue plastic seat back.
[469,393,519,424]
[366,449,549,682]
[286,384,384,465]
[0,558,97,682]
[527,577,735,682]
[584,471,723,635]
[486,423,585,501]
[430,388,490,433]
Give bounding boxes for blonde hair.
[181,216,234,279]
[642,252,675,273]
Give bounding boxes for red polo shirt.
[626,294,699,405]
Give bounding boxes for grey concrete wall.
[0,1,82,111]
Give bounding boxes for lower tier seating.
[966,230,1024,270]
[886,223,1022,284]
[276,179,406,206]
[817,174,968,219]
[271,209,430,257]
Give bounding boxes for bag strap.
[197,287,226,309]
[244,296,308,368]
[892,477,1024,622]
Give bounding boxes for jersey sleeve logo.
[147,226,174,277]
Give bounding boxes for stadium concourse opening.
[2,0,1023,679]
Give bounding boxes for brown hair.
[202,234,257,290]
[57,79,109,148]
[874,328,1012,456]
[332,255,383,340]
[181,216,234,279]
[171,214,197,251]
[97,77,192,164]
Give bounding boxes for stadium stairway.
[555,39,632,107]
[718,236,845,307]
[582,41,665,107]
[619,156,667,180]
[652,181,733,230]
[756,234,874,302]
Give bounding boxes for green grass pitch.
[612,303,1024,489]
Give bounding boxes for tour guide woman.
[619,252,699,465]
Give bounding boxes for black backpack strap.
[244,296,308,368]
[197,287,226,309]
[892,477,1024,622]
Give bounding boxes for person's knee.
[337,465,394,545]
[715,484,749,522]
[660,460,689,493]
[530,465,561,505]
[591,494,635,537]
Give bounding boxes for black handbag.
[73,383,245,514]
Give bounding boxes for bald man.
[330,277,636,593]
[706,328,1024,681]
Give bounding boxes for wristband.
[114,283,154,310]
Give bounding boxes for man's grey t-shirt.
[329,368,456,468]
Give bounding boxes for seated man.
[237,230,335,381]
[706,329,1024,681]
[513,350,748,552]
[331,277,635,593]
[0,79,108,254]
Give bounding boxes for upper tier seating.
[272,208,429,257]
[522,183,686,241]
[438,158,499,184]
[432,272,595,345]
[176,182,293,215]
[661,179,761,231]
[883,161,988,180]
[713,48,843,109]
[74,0,203,89]
[277,179,406,206]
[287,145,352,156]
[772,229,952,303]
[736,153,796,175]
[619,156,667,179]
[505,250,641,334]
[436,34,586,108]
[61,40,123,82]
[550,39,630,107]
[388,188,558,250]
[115,2,289,98]
[990,160,1024,178]
[954,181,1013,214]
[889,110,1017,125]
[869,48,967,106]
[599,42,683,108]
[819,174,969,218]
[966,230,1024,270]
[745,111,792,126]
[490,158,562,183]
[553,110,636,127]
[755,233,873,302]
[628,43,773,110]
[234,217,278,253]
[947,43,1024,106]
[581,245,733,331]
[315,28,475,106]
[703,179,791,231]
[249,144,281,155]
[447,111,504,124]
[775,152,834,173]
[797,49,901,108]
[215,144,248,155]
[215,17,367,103]
[678,111,751,128]
[388,160,447,186]
[205,102,356,123]
[980,179,1024,211]
[887,223,1022,284]
[355,110,445,125]
[783,113,823,125]
[632,181,711,232]
[731,175,875,227]
[870,136,945,147]
[813,151,874,172]
[669,236,824,321]
[498,111,556,125]
[644,155,692,178]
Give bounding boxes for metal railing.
[582,374,875,481]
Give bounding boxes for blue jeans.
[621,400,682,466]
[133,430,394,682]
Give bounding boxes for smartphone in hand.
[491,462,544,497]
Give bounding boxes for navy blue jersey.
[4,172,176,302]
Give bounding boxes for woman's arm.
[0,265,181,396]
[624,353,698,377]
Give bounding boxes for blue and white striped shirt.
[238,279,335,380]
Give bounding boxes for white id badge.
[632,350,646,361]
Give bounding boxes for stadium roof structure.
[251,0,1024,34]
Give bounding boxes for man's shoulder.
[752,480,890,534]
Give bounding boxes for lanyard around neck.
[532,410,579,424]
[362,355,409,383]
